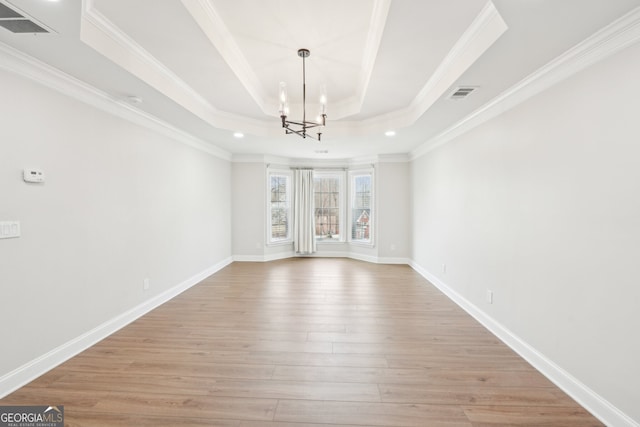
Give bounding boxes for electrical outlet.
[143,278,150,291]
[442,264,447,274]
[390,244,396,251]
[486,290,493,304]
[0,221,21,239]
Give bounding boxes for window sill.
[267,240,292,247]
[349,240,374,248]
[316,238,345,244]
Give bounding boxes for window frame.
[313,171,346,243]
[266,169,293,246]
[348,168,375,247]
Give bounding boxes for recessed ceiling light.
[385,130,396,137]
[233,132,244,139]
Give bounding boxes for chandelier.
[279,49,327,141]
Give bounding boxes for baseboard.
[377,256,411,265]
[409,261,639,427]
[232,254,266,262]
[233,251,410,265]
[0,257,233,399]
[265,251,296,262]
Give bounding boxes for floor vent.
[0,1,51,34]
[449,86,478,100]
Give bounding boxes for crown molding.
[81,0,270,138]
[181,0,269,114]
[407,1,507,122]
[357,0,507,133]
[183,0,391,122]
[233,153,408,166]
[232,154,269,163]
[410,5,640,161]
[0,40,232,161]
[376,153,410,163]
[351,0,393,119]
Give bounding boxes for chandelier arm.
[301,121,323,129]
[285,127,321,141]
[285,128,307,138]
[283,119,306,126]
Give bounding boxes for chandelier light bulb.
[279,82,288,115]
[319,85,327,115]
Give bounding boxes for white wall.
[410,41,640,423]
[376,162,411,261]
[231,161,268,258]
[0,68,232,385]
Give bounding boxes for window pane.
[314,175,341,239]
[270,174,290,241]
[351,174,371,242]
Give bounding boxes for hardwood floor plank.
[385,353,533,371]
[332,341,517,356]
[65,414,240,427]
[239,422,378,427]
[307,331,501,346]
[122,361,276,380]
[0,259,602,426]
[379,383,578,407]
[49,372,381,402]
[463,405,603,426]
[88,393,278,422]
[272,365,554,388]
[274,399,472,426]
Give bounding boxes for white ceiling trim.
[75,0,510,141]
[409,5,640,161]
[182,0,391,121]
[408,1,506,121]
[80,0,274,138]
[309,1,507,138]
[0,40,232,161]
[356,0,507,133]
[180,0,269,115]
[232,153,408,166]
[338,0,392,120]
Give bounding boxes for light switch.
[0,221,21,239]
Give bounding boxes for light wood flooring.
[1,258,602,426]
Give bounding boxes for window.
[268,171,291,244]
[349,170,374,245]
[267,169,372,245]
[314,172,344,241]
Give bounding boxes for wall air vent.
[449,86,478,100]
[0,1,52,34]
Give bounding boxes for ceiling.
[1,0,639,160]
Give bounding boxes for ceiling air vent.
[0,1,52,34]
[449,86,478,100]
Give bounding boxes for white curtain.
[293,169,316,254]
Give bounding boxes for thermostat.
[23,168,45,183]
